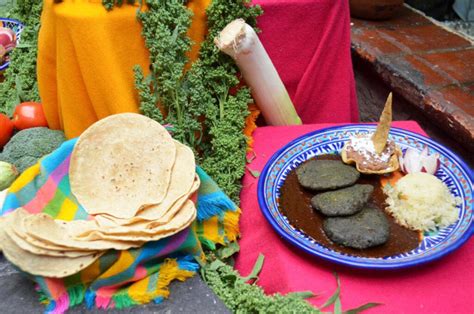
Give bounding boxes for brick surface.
[351,6,430,30]
[351,5,474,152]
[431,86,474,116]
[422,49,474,84]
[396,54,457,86]
[376,24,472,53]
[351,28,402,60]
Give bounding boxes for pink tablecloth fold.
[236,122,474,314]
[253,0,359,123]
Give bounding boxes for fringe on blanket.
[39,256,199,314]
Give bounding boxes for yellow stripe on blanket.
[224,209,241,243]
[8,164,41,193]
[155,259,195,298]
[100,251,135,279]
[128,276,151,303]
[56,197,79,221]
[202,216,220,244]
[128,259,195,303]
[81,259,102,283]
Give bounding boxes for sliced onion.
[399,147,440,175]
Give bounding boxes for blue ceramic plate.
[258,124,473,269]
[0,18,24,71]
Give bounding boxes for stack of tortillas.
[0,113,199,278]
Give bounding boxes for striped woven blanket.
[1,139,240,313]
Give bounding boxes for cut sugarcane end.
[215,19,302,126]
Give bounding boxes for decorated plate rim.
[257,124,473,270]
[0,18,24,71]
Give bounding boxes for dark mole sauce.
[279,154,421,258]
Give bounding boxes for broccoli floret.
[0,127,66,172]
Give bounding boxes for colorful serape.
[1,139,240,313]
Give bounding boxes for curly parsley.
[132,0,261,202]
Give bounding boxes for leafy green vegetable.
[321,273,341,308]
[194,0,262,202]
[240,253,264,282]
[130,0,262,203]
[201,246,381,314]
[0,161,19,191]
[344,303,383,314]
[201,251,319,313]
[246,167,260,178]
[0,0,42,116]
[0,127,66,172]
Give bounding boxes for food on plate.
[342,93,402,174]
[341,134,401,174]
[0,127,66,172]
[12,102,49,130]
[296,159,360,191]
[384,172,460,232]
[70,113,177,219]
[322,206,390,249]
[278,154,421,258]
[399,147,440,175]
[0,113,14,149]
[311,184,374,216]
[0,27,16,66]
[0,161,19,191]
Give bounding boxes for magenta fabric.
[236,122,474,313]
[252,0,359,123]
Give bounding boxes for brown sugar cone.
[371,93,393,154]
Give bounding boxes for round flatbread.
[10,208,96,252]
[5,209,96,257]
[22,212,144,251]
[136,140,196,220]
[0,226,102,278]
[74,200,197,242]
[70,113,176,219]
[95,173,200,229]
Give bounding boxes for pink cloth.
[236,121,474,313]
[252,0,359,123]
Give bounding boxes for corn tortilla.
[23,213,144,251]
[70,113,176,219]
[371,92,392,154]
[0,226,102,278]
[4,210,96,257]
[74,200,196,242]
[10,208,97,252]
[95,174,200,229]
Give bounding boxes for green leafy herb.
[321,273,341,308]
[247,167,260,178]
[240,253,264,282]
[202,248,380,314]
[130,0,262,203]
[344,303,383,314]
[246,151,257,164]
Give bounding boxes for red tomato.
[0,113,14,149]
[12,102,49,130]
